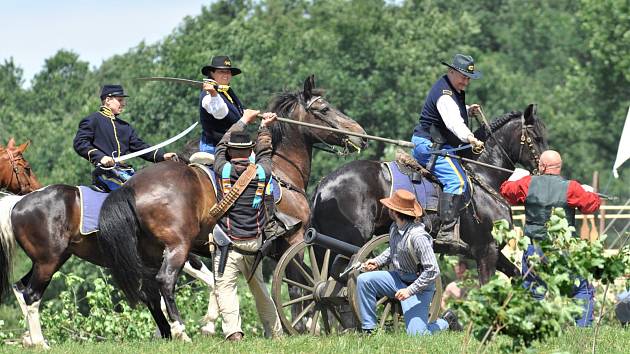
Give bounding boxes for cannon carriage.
[271,228,443,334]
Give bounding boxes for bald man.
[499,150,601,327]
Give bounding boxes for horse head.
[475,103,548,175]
[0,139,42,194]
[270,75,367,155]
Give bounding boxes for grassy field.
[1,326,629,354]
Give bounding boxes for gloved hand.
[508,168,530,181]
[581,184,594,193]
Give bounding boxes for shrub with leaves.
[455,208,630,352]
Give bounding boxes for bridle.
[4,149,32,194]
[301,95,360,156]
[517,114,541,174]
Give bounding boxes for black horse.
[309,104,547,284]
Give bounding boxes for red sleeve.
[566,180,601,213]
[499,175,532,205]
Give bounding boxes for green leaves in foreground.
[456,208,630,352]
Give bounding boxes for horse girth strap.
[208,163,258,223]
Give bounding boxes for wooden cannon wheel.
[271,240,348,335]
[346,234,443,332]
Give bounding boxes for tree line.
[1,0,628,198]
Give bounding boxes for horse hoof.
[22,334,50,350]
[175,332,192,343]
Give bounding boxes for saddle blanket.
[384,161,439,211]
[78,186,108,235]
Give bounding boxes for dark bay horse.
[0,139,42,195]
[309,104,547,284]
[94,75,366,339]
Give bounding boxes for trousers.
[356,270,448,335]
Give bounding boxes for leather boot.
[264,195,302,239]
[436,193,468,250]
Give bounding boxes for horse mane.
[473,111,522,141]
[268,88,325,148]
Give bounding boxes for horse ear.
[18,140,31,153]
[7,138,15,150]
[524,104,537,124]
[303,75,315,102]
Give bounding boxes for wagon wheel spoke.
[376,296,389,307]
[308,245,321,282]
[392,303,401,331]
[320,248,331,281]
[282,293,314,308]
[290,258,315,285]
[291,301,316,328]
[329,306,345,325]
[379,302,392,329]
[309,308,321,335]
[282,277,313,292]
[321,308,331,334]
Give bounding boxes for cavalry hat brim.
[441,61,482,80]
[201,66,242,77]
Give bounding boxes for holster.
[426,125,447,172]
[213,225,233,277]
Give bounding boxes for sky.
[0,0,209,85]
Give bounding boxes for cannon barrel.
[304,228,361,257]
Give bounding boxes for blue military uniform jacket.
[199,88,244,147]
[413,75,469,147]
[73,110,165,165]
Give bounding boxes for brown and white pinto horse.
[0,138,41,195]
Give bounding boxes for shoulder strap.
[209,163,257,223]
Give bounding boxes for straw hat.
[379,189,423,217]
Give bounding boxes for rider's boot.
[264,195,302,239]
[436,193,468,251]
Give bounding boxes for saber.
[114,122,198,163]
[136,76,229,90]
[137,76,414,148]
[428,150,515,173]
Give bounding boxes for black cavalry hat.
[227,132,255,149]
[441,54,482,79]
[201,56,242,77]
[100,84,129,100]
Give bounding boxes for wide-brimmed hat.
[380,189,423,218]
[227,132,255,149]
[201,55,242,77]
[100,84,129,100]
[441,54,482,79]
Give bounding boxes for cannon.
[271,228,442,335]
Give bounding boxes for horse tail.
[0,194,24,302]
[97,186,145,307]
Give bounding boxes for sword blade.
[135,76,204,88]
[113,122,199,163]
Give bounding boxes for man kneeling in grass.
[356,189,462,335]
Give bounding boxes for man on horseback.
[212,109,283,341]
[199,55,300,239]
[411,54,485,249]
[73,84,178,192]
[499,150,600,327]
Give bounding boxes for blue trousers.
[522,244,595,327]
[411,136,468,195]
[356,270,448,335]
[199,139,216,154]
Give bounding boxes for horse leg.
[182,258,219,335]
[156,245,191,342]
[14,256,69,349]
[145,291,172,339]
[471,242,498,285]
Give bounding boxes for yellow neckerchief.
[217,86,234,104]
